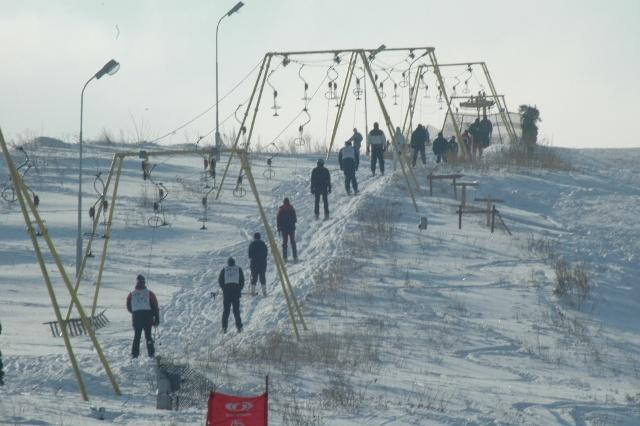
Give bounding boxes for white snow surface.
[1,140,639,425]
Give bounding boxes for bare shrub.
[471,143,572,172]
[318,373,366,411]
[280,395,325,426]
[526,234,556,260]
[554,258,589,305]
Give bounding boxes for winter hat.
[227,257,236,266]
[317,158,324,166]
[254,232,261,240]
[136,274,146,288]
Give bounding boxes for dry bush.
[526,234,557,260]
[471,143,572,172]
[554,258,590,305]
[279,395,325,426]
[318,373,367,411]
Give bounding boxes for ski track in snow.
[1,140,639,424]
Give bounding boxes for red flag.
[206,381,268,426]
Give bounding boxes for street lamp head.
[227,1,244,16]
[95,59,120,80]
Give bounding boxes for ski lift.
[267,70,280,117]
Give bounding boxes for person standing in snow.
[276,197,298,262]
[392,126,407,171]
[469,118,483,159]
[432,131,449,164]
[218,257,244,333]
[447,135,459,161]
[348,128,363,170]
[248,233,268,296]
[479,114,493,150]
[310,158,331,220]
[410,124,429,167]
[126,275,159,358]
[339,140,359,195]
[367,122,386,176]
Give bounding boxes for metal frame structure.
[214,46,469,214]
[434,61,518,145]
[0,127,121,401]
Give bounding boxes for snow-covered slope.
[0,140,638,424]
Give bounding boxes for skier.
[447,136,459,161]
[126,274,159,358]
[432,131,449,164]
[349,128,363,170]
[367,122,386,176]
[218,257,244,333]
[410,124,429,167]
[392,126,407,171]
[480,114,493,149]
[339,140,358,195]
[276,197,298,262]
[469,118,483,159]
[248,232,268,296]
[310,158,331,219]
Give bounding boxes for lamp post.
[77,59,120,277]
[215,1,245,161]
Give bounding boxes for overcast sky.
[1,0,639,149]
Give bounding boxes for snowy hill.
[1,140,639,425]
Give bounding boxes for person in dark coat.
[410,124,429,167]
[349,128,363,170]
[447,136,459,161]
[469,118,483,159]
[479,114,493,149]
[276,197,297,262]
[432,131,449,164]
[339,140,359,195]
[248,232,268,296]
[367,122,386,175]
[310,158,331,219]
[126,274,159,358]
[218,257,244,333]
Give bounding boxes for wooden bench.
[452,181,479,207]
[427,173,464,197]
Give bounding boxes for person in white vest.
[217,257,245,333]
[367,122,386,176]
[126,274,159,358]
[392,126,407,171]
[338,140,358,195]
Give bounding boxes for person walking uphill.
[410,124,429,167]
[339,140,359,195]
[432,131,449,164]
[126,274,159,358]
[349,128,363,170]
[310,158,331,220]
[277,197,298,262]
[367,122,386,176]
[248,233,268,296]
[218,257,244,333]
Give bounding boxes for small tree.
[519,105,541,147]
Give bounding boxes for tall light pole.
[215,1,245,161]
[77,59,120,277]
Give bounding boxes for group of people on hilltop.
[465,114,493,159]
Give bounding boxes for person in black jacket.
[432,131,449,164]
[338,140,359,195]
[126,275,160,358]
[276,198,297,262]
[367,122,386,175]
[248,232,268,296]
[218,257,245,333]
[310,158,331,219]
[410,124,429,167]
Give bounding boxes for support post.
[360,51,420,212]
[428,50,467,161]
[481,63,517,144]
[216,55,270,201]
[458,207,462,229]
[0,128,89,401]
[401,65,423,137]
[491,205,496,233]
[238,151,306,339]
[91,155,124,318]
[66,154,118,321]
[15,158,122,396]
[325,52,356,158]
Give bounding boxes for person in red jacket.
[126,274,159,358]
[276,197,298,262]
